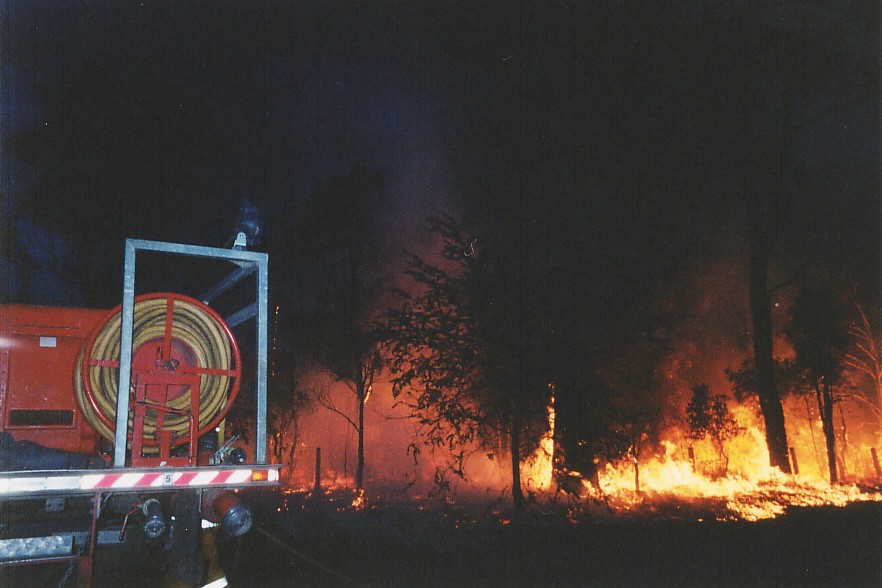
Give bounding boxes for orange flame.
[522,394,555,491]
[590,399,882,520]
[350,488,366,509]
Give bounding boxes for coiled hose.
[74,293,240,448]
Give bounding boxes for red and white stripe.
[80,469,254,490]
[0,467,278,496]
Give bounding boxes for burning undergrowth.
[598,465,882,522]
[277,375,882,526]
[269,461,881,535]
[247,392,882,586]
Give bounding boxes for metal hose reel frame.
[98,238,269,468]
[75,293,242,449]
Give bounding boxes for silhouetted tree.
[785,281,851,483]
[386,216,552,510]
[727,1,875,473]
[686,384,742,475]
[291,166,388,492]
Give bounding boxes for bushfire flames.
[282,375,881,523]
[521,395,556,492]
[527,399,881,521]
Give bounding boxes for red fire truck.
[0,239,281,586]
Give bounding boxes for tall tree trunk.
[737,0,791,475]
[749,237,792,473]
[816,382,838,483]
[356,384,366,491]
[510,419,524,511]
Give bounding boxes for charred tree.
[734,0,792,473]
[814,381,838,483]
[748,217,792,473]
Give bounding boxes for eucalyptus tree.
[386,216,553,510]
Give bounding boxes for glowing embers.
[349,489,366,509]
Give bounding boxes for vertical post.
[871,447,882,479]
[687,446,696,471]
[788,447,800,476]
[114,240,137,467]
[314,447,322,494]
[255,253,269,464]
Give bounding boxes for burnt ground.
[218,489,882,588]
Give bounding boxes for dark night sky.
[1,1,879,312]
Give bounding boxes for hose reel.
[74,293,241,454]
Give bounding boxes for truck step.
[0,534,73,561]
